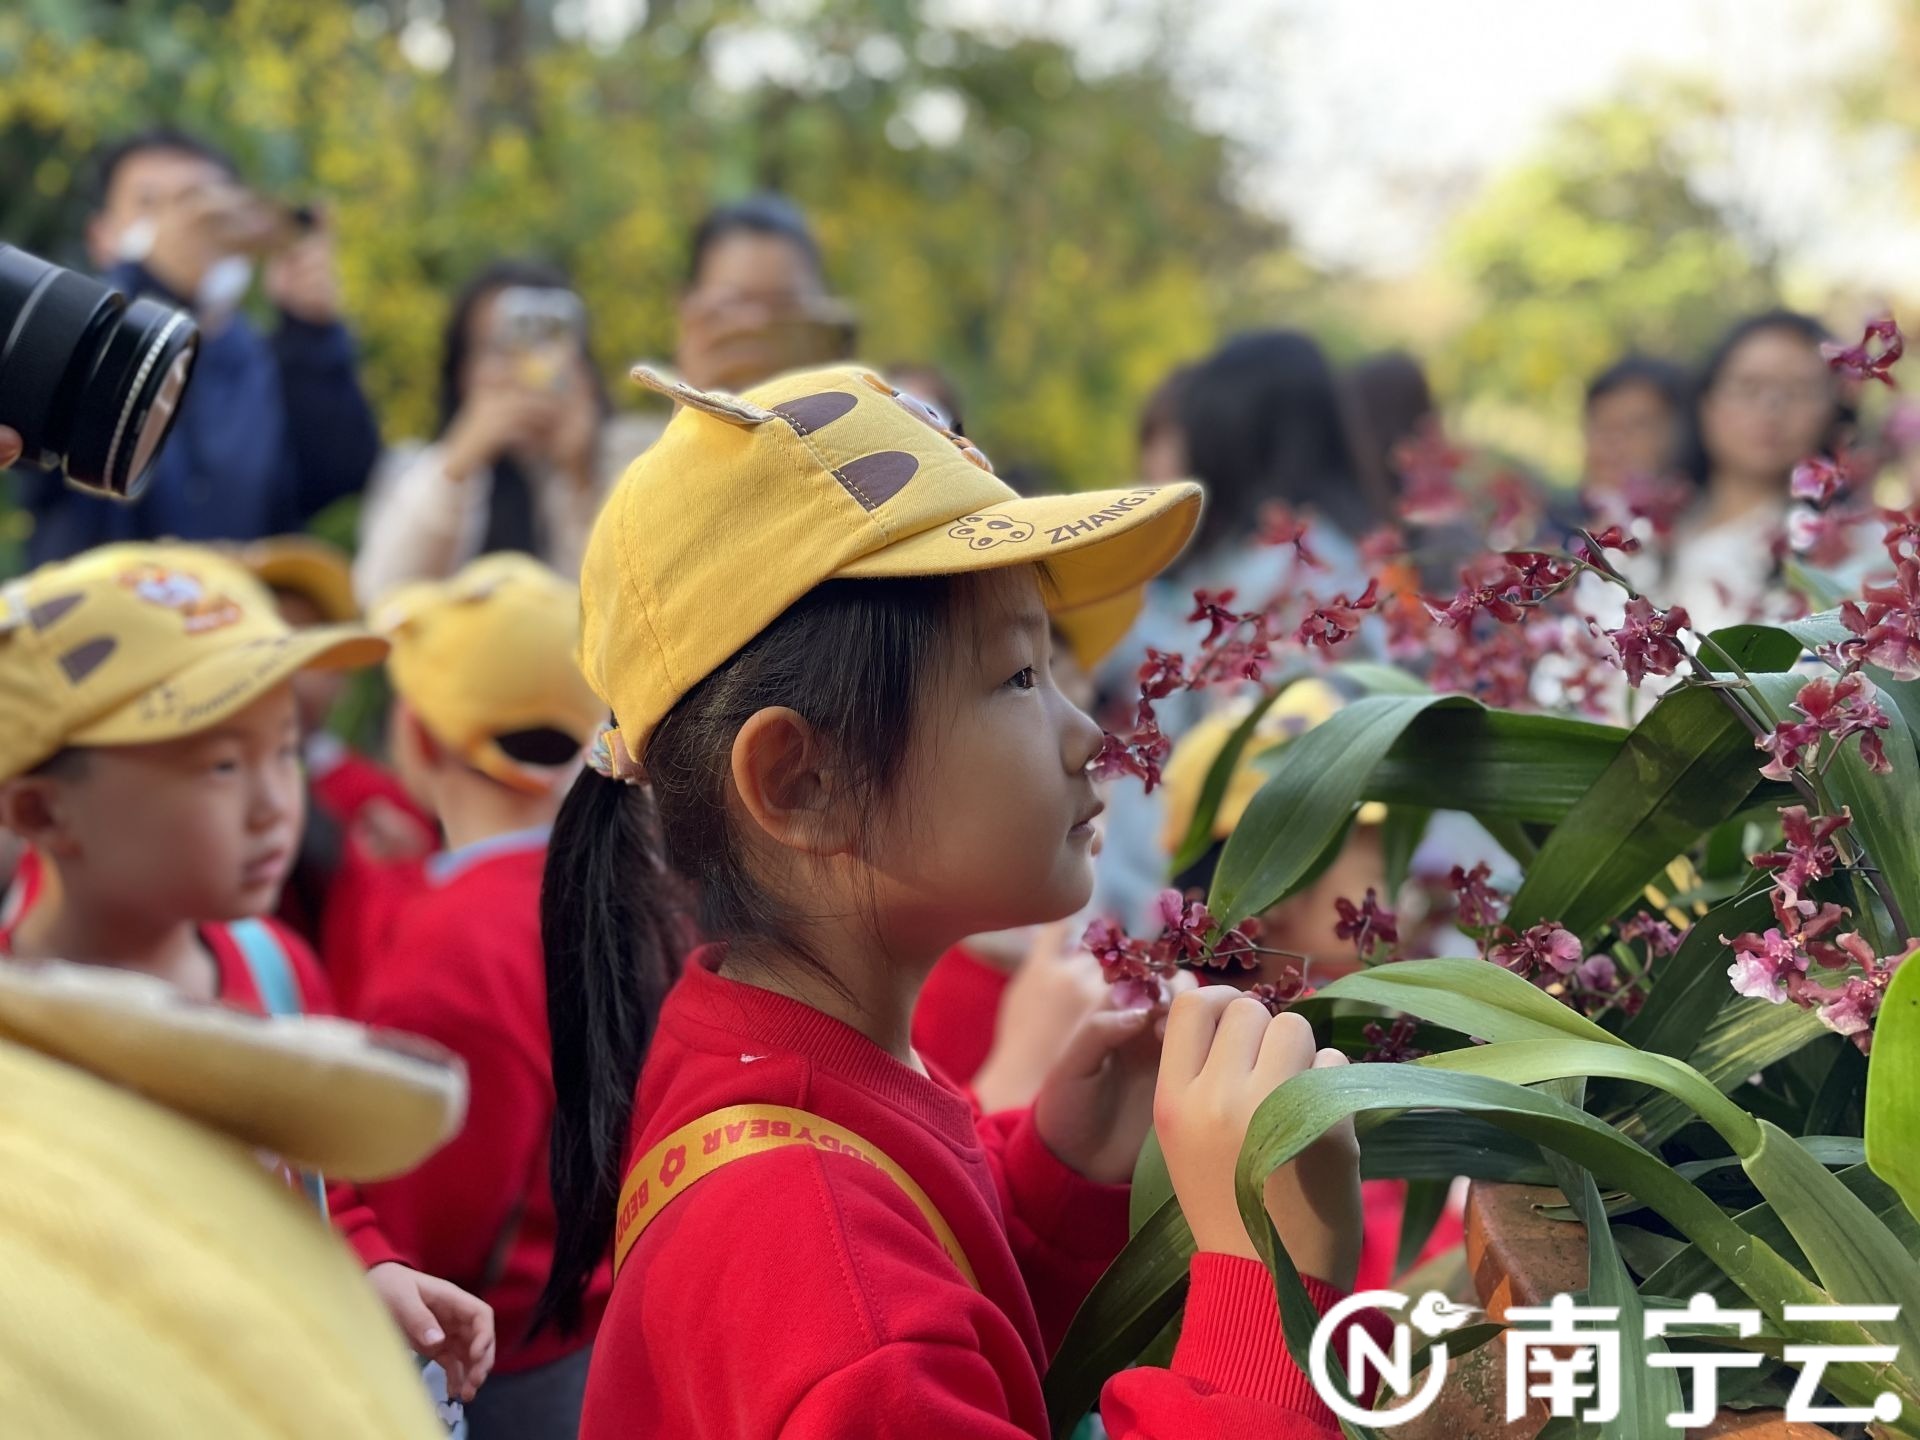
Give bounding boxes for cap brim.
[0,958,464,1179]
[834,482,1202,612]
[69,625,388,747]
[248,550,359,624]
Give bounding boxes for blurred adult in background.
[1343,349,1435,505]
[1582,353,1686,495]
[1667,310,1846,633]
[1097,331,1387,929]
[15,127,380,566]
[1136,363,1193,485]
[353,259,642,605]
[673,194,855,392]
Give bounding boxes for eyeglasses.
[1713,375,1832,411]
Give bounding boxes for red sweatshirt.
[0,900,406,1271]
[910,944,1010,1087]
[357,830,609,1374]
[581,948,1354,1439]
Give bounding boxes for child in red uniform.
[236,535,438,1009]
[538,366,1371,1438]
[0,541,496,1403]
[356,553,613,1437]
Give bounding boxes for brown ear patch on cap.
[59,637,116,684]
[832,452,919,510]
[28,594,84,631]
[771,391,858,436]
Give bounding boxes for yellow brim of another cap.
[1053,587,1147,671]
[67,625,388,747]
[835,483,1203,613]
[247,547,359,624]
[0,957,465,1179]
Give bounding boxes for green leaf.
[1302,956,1631,1049]
[1359,1111,1552,1185]
[1393,1177,1454,1278]
[1622,1001,1830,1147]
[1642,1163,1920,1306]
[1233,1065,1920,1419]
[1380,806,1430,895]
[1570,1169,1683,1438]
[1866,948,1920,1226]
[1167,683,1291,875]
[1362,709,1627,824]
[1505,684,1773,940]
[1130,1128,1174,1235]
[1210,694,1468,927]
[1623,887,1777,1058]
[1416,1038,1761,1156]
[1042,1194,1194,1437]
[1740,1119,1920,1362]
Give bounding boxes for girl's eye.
[1007,666,1037,692]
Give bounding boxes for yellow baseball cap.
[1160,677,1388,855]
[582,364,1202,758]
[235,535,359,624]
[0,542,386,782]
[374,552,605,794]
[1052,586,1146,671]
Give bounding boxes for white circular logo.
[1308,1288,1480,1427]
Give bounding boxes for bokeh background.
[6,0,1919,501]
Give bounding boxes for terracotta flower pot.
[1389,1180,1836,1439]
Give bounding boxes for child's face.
[868,568,1107,952]
[38,684,305,923]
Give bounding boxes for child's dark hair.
[537,575,958,1332]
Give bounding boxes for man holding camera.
[14,128,381,565]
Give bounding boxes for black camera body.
[0,243,199,500]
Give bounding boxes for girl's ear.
[729,706,858,857]
[0,775,78,859]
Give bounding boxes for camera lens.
[0,243,199,501]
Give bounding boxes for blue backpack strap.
[228,917,303,1018]
[226,919,330,1219]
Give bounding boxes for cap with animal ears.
[579,363,1203,760]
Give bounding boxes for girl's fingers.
[1250,1010,1318,1089]
[1158,984,1238,1084]
[1055,1007,1154,1077]
[1199,994,1283,1079]
[1310,1046,1361,1148]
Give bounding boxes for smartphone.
[492,286,586,391]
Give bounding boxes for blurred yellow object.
[1159,677,1388,856]
[1052,587,1145,671]
[237,535,360,624]
[0,959,458,1437]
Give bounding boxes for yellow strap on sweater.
[612,1103,978,1289]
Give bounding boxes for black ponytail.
[538,770,686,1334]
[537,574,968,1332]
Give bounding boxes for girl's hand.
[1032,972,1195,1184]
[971,923,1109,1112]
[1153,988,1362,1289]
[367,1262,497,1402]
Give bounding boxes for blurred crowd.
[0,123,1898,1438]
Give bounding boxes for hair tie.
[587,722,646,785]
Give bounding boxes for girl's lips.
[1070,798,1106,834]
[243,849,291,886]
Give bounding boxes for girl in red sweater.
[538,364,1368,1438]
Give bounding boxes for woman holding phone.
[355,199,854,605]
[354,259,637,604]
